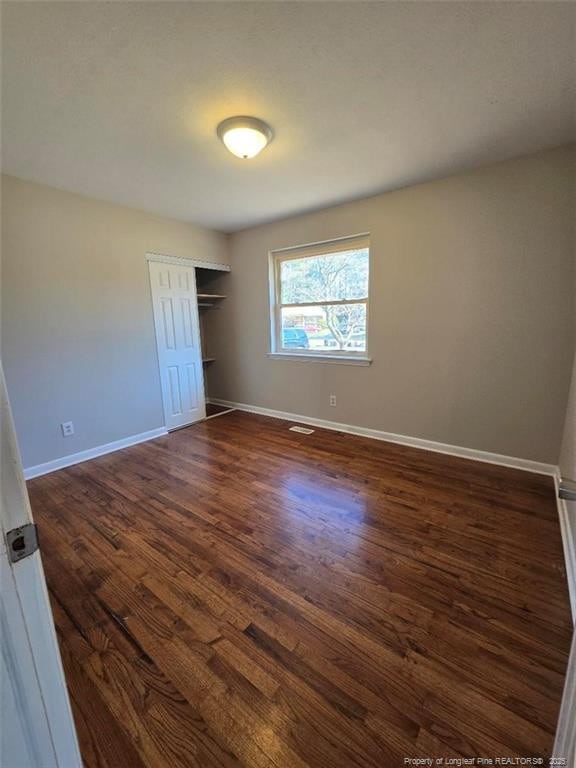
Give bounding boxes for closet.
[148,257,231,430]
[195,266,232,418]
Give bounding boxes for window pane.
[281,304,367,353]
[280,247,369,304]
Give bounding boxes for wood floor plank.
[29,410,573,767]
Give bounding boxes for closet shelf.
[198,294,226,309]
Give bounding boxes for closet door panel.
[149,262,205,429]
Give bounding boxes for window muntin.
[271,236,370,357]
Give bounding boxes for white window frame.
[268,233,372,365]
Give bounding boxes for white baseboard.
[23,427,168,480]
[554,471,576,623]
[209,398,556,476]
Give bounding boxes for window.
[269,235,370,362]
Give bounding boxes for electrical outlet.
[61,421,74,437]
[329,394,337,407]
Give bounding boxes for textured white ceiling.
[2,1,575,232]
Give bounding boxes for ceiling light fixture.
[216,116,273,159]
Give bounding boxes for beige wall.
[208,147,576,464]
[561,353,576,479]
[1,175,228,468]
[559,187,576,480]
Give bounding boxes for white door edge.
[1,363,82,767]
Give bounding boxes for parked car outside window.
[282,328,309,349]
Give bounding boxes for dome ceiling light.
[216,116,273,159]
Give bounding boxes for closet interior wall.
[195,268,230,407]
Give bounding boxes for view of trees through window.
[278,247,369,353]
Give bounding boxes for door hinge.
[6,523,39,563]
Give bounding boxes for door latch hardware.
[6,523,39,563]
[558,479,576,503]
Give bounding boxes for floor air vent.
[289,426,315,435]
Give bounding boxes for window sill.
[267,352,372,366]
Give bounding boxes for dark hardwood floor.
[205,402,236,418]
[28,411,573,767]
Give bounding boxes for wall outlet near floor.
[329,394,337,407]
[61,421,74,437]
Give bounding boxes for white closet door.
[149,261,206,430]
